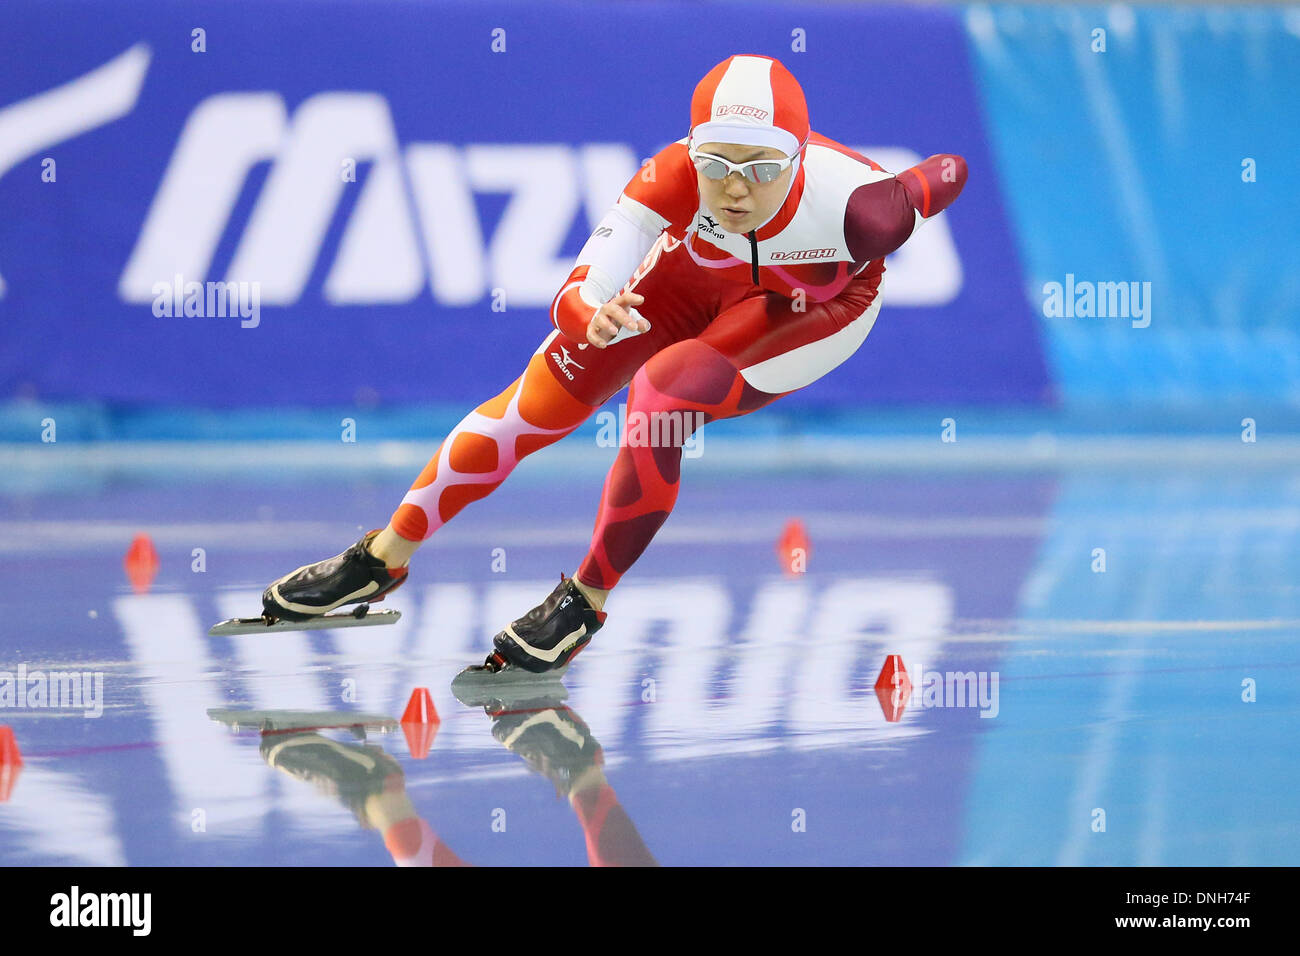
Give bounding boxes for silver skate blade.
[207,709,398,737]
[451,664,569,709]
[208,608,401,636]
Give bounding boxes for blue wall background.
[0,1,1296,434]
[967,4,1300,408]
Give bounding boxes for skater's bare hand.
[587,292,648,348]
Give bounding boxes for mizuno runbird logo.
[698,216,727,240]
[550,345,584,380]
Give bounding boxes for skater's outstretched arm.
[843,152,969,262]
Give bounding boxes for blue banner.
[966,4,1300,406]
[0,0,1045,409]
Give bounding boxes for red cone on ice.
[874,655,911,723]
[0,726,22,802]
[124,533,159,594]
[401,687,439,724]
[776,518,811,576]
[400,688,440,759]
[874,654,909,691]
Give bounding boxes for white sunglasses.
[689,149,796,185]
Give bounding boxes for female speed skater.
[261,53,968,674]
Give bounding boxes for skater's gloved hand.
[587,291,650,349]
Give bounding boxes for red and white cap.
[688,55,810,159]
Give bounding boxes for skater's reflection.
[477,693,658,867]
[256,728,470,866]
[232,702,657,866]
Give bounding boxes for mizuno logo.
[698,217,727,240]
[0,59,961,310]
[592,226,613,238]
[115,94,673,310]
[549,345,584,380]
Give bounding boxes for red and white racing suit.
[389,54,967,592]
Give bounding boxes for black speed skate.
[478,574,607,675]
[262,529,407,623]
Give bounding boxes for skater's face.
[694,142,794,234]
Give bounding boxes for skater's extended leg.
[372,350,600,565]
[263,348,601,621]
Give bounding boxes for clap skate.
[209,529,406,636]
[452,573,605,689]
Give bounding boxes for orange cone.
[124,533,159,594]
[400,688,440,759]
[0,727,22,802]
[775,518,811,576]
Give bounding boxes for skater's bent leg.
[576,339,783,593]
[370,352,599,567]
